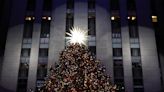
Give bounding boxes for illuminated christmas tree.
[40,27,117,92]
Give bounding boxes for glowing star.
[66,27,88,45]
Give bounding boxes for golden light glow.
[131,16,136,20]
[66,27,88,45]
[152,16,158,22]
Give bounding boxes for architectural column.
[120,0,133,92]
[136,0,161,92]
[48,0,66,68]
[96,0,113,81]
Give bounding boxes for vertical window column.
[65,0,74,46]
[127,1,144,91]
[17,17,34,92]
[110,0,125,90]
[36,17,51,91]
[88,0,96,55]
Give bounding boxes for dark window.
[89,46,96,55]
[23,20,33,38]
[27,0,36,11]
[113,48,122,57]
[18,63,29,78]
[66,13,73,34]
[39,48,48,57]
[111,17,121,38]
[128,19,138,38]
[88,0,95,9]
[133,79,143,86]
[114,59,123,67]
[37,64,47,79]
[127,0,136,10]
[67,0,74,9]
[132,62,142,68]
[110,0,119,10]
[134,88,144,92]
[17,79,28,92]
[114,79,125,91]
[43,0,52,11]
[131,48,140,56]
[133,68,142,79]
[114,67,124,78]
[21,49,31,57]
[40,19,50,38]
[88,13,95,35]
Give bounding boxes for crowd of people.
[41,43,117,92]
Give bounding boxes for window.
[23,20,34,38]
[37,64,47,79]
[133,68,142,78]
[114,68,124,78]
[134,88,144,92]
[133,79,143,86]
[67,0,74,9]
[88,0,95,9]
[111,16,121,38]
[88,13,95,35]
[131,48,140,56]
[18,63,29,78]
[114,60,124,78]
[40,19,50,38]
[17,79,28,92]
[114,59,123,67]
[113,48,122,57]
[152,16,158,22]
[27,0,36,11]
[89,46,96,55]
[128,19,138,38]
[39,49,48,57]
[110,0,119,10]
[114,79,125,91]
[43,0,52,11]
[66,13,73,34]
[21,49,31,57]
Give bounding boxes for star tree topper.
[66,27,88,45]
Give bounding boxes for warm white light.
[152,16,158,22]
[132,16,136,20]
[48,17,51,20]
[111,16,115,20]
[66,27,88,45]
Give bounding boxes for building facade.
[0,0,162,92]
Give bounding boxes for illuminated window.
[111,16,115,20]
[25,16,35,21]
[152,16,158,22]
[42,16,51,20]
[127,16,136,20]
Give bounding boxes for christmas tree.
[40,27,117,92]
